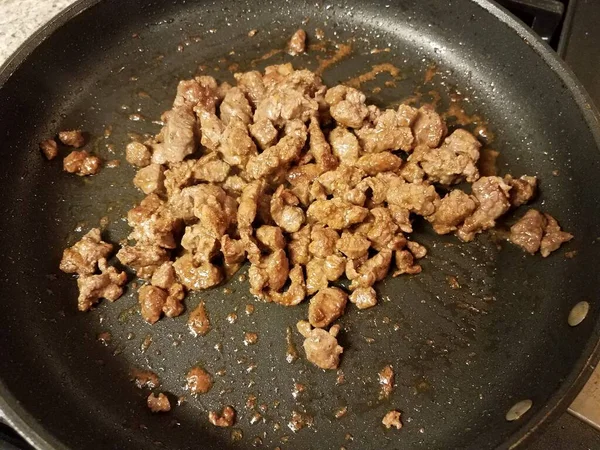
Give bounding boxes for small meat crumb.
[147,393,171,413]
[131,369,159,389]
[59,130,85,148]
[63,150,101,176]
[379,365,394,399]
[186,366,213,394]
[209,405,236,427]
[287,29,307,55]
[244,332,259,345]
[382,410,403,429]
[39,139,58,160]
[248,29,258,37]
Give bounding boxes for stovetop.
[0,0,599,449]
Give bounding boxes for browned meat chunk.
[307,198,368,230]
[356,109,414,153]
[60,228,113,275]
[309,225,339,258]
[355,152,403,175]
[412,105,447,148]
[348,249,393,289]
[127,194,180,249]
[256,225,286,251]
[349,286,377,309]
[150,262,176,289]
[63,150,101,176]
[297,321,343,370]
[509,209,546,254]
[386,176,439,216]
[234,70,266,107]
[188,301,211,336]
[147,393,171,413]
[504,174,537,207]
[209,406,236,427]
[238,180,264,234]
[419,129,481,184]
[138,285,168,324]
[266,265,306,306]
[308,287,348,328]
[163,283,186,318]
[382,410,403,429]
[59,130,85,148]
[329,126,360,165]
[458,176,511,242]
[192,153,230,183]
[133,164,165,195]
[246,133,306,180]
[308,117,338,172]
[287,29,307,55]
[336,231,371,259]
[173,76,219,112]
[540,213,573,257]
[393,250,422,276]
[428,190,478,235]
[40,139,58,160]
[407,241,427,259]
[324,254,346,281]
[77,260,127,311]
[354,207,399,251]
[151,107,197,164]
[325,85,369,128]
[318,164,365,198]
[117,243,170,279]
[186,366,213,394]
[219,117,258,167]
[126,142,152,167]
[248,249,289,297]
[197,110,224,151]
[173,253,223,291]
[271,185,305,233]
[249,119,278,150]
[306,257,329,295]
[288,225,311,265]
[220,87,253,125]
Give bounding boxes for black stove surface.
[1,1,599,449]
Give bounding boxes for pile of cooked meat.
[57,61,573,371]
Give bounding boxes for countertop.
[0,1,598,449]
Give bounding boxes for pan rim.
[0,0,599,449]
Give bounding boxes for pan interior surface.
[0,0,599,449]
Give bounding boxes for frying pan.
[1,0,599,449]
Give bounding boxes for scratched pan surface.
[1,0,600,449]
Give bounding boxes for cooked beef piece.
[163,283,186,318]
[287,29,307,55]
[188,301,211,336]
[208,406,236,427]
[173,76,219,112]
[393,250,422,276]
[220,235,246,266]
[356,109,414,153]
[127,194,181,249]
[308,225,339,258]
[234,70,266,107]
[40,139,58,160]
[348,249,393,289]
[385,176,439,216]
[150,262,177,289]
[249,118,278,150]
[308,117,338,172]
[305,257,329,295]
[428,190,478,235]
[151,107,197,164]
[329,126,360,165]
[307,198,368,230]
[336,231,371,259]
[238,180,264,235]
[133,164,165,195]
[126,142,152,167]
[60,228,113,275]
[323,254,346,281]
[58,130,85,148]
[117,243,170,279]
[271,185,305,233]
[63,150,101,176]
[325,85,369,129]
[173,253,223,291]
[308,287,347,328]
[354,207,399,251]
[412,105,447,148]
[266,265,306,306]
[349,286,377,309]
[220,86,253,125]
[192,153,231,183]
[248,249,289,297]
[246,132,306,180]
[382,410,402,429]
[288,225,311,265]
[458,176,511,242]
[77,259,127,311]
[509,209,546,254]
[504,174,537,207]
[355,152,403,175]
[297,321,343,369]
[397,104,419,126]
[540,213,573,257]
[407,241,427,259]
[186,366,213,394]
[418,129,481,184]
[256,225,286,251]
[197,110,224,151]
[139,285,168,324]
[318,164,365,198]
[147,393,171,413]
[388,204,413,233]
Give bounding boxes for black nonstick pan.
[1,0,600,449]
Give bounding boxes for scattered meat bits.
[510,209,573,257]
[209,406,236,427]
[147,393,171,413]
[39,139,58,160]
[58,130,85,148]
[287,29,307,56]
[63,150,101,176]
[382,410,403,429]
[349,287,378,309]
[186,366,213,394]
[297,321,343,370]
